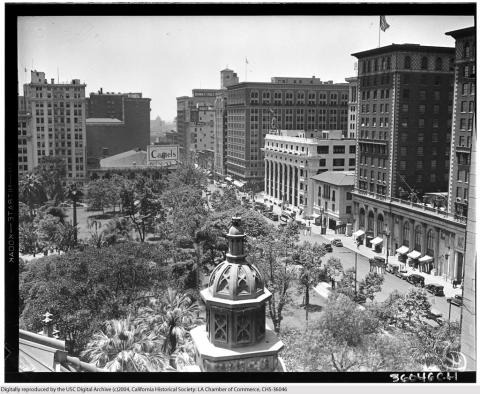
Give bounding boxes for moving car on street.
[332,239,343,247]
[425,284,445,296]
[406,273,425,287]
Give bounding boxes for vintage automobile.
[270,213,279,222]
[332,239,343,247]
[321,242,333,253]
[406,273,425,287]
[395,269,410,280]
[425,283,445,297]
[447,294,463,307]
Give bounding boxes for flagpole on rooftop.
[378,16,381,47]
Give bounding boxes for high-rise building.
[214,69,239,177]
[226,77,349,190]
[352,44,455,198]
[350,44,469,281]
[345,76,358,139]
[445,27,476,217]
[85,89,151,168]
[176,89,219,159]
[20,71,87,182]
[444,26,476,372]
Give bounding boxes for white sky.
[17,14,474,121]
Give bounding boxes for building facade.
[352,44,454,198]
[263,130,356,213]
[445,27,476,217]
[18,96,33,176]
[86,90,151,168]
[20,71,87,183]
[310,171,355,231]
[350,43,469,282]
[226,77,349,190]
[176,89,219,159]
[345,77,358,139]
[214,69,239,177]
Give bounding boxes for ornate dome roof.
[208,261,265,301]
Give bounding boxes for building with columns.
[226,76,349,190]
[350,40,471,282]
[263,129,356,213]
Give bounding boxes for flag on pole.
[245,57,249,65]
[380,15,390,32]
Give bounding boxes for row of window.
[361,55,451,74]
[360,103,390,113]
[249,90,348,106]
[360,117,390,128]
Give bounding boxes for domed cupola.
[199,216,272,349]
[191,216,284,372]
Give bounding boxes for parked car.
[447,294,463,307]
[395,269,410,280]
[425,284,445,297]
[263,211,273,220]
[332,239,343,247]
[270,213,279,222]
[406,273,425,287]
[321,243,333,253]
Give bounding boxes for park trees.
[296,241,324,314]
[19,173,46,213]
[323,257,344,289]
[19,243,172,355]
[34,156,66,204]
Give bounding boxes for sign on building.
[147,145,179,165]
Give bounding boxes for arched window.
[362,61,367,74]
[381,57,386,70]
[421,56,428,70]
[464,41,471,58]
[374,58,378,71]
[376,214,384,236]
[386,57,391,70]
[404,56,411,69]
[414,225,422,251]
[403,222,410,247]
[367,211,374,232]
[427,230,435,256]
[435,57,443,71]
[359,208,365,228]
[367,60,371,73]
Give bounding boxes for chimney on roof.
[51,78,55,84]
[99,87,103,94]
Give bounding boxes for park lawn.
[267,279,326,332]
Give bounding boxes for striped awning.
[353,230,365,238]
[233,180,245,188]
[396,246,409,255]
[407,250,421,260]
[371,237,383,246]
[419,255,433,263]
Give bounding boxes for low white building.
[263,130,356,213]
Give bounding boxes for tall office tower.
[352,44,455,199]
[21,71,87,183]
[214,69,239,176]
[445,27,476,217]
[444,26,476,372]
[350,44,469,282]
[345,77,358,139]
[226,76,349,190]
[176,89,219,159]
[85,89,151,167]
[18,95,33,176]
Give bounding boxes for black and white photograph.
[2,1,477,388]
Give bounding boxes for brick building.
[345,76,358,139]
[86,89,151,168]
[226,76,349,190]
[445,27,476,217]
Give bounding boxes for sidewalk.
[318,230,461,299]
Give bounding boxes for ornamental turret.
[190,216,285,372]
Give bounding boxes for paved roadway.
[206,181,461,323]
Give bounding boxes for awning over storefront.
[225,177,233,182]
[353,230,365,238]
[396,246,409,255]
[387,261,401,267]
[407,250,421,260]
[233,180,245,188]
[371,237,383,246]
[419,255,433,263]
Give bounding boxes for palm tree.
[19,173,45,213]
[81,315,173,372]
